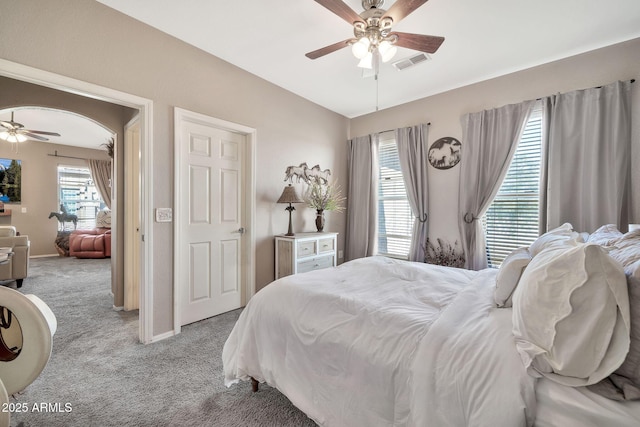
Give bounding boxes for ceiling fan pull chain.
[375,73,379,112]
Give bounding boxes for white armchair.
[0,226,29,288]
[0,286,56,427]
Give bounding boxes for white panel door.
[178,121,244,326]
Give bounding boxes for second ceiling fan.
[306,0,444,67]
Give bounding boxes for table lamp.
[277,184,304,236]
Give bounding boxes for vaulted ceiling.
[5,0,640,148]
[95,0,640,118]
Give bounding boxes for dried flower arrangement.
[304,180,345,213]
[424,238,465,268]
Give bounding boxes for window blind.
[483,104,543,267]
[58,166,105,230]
[377,137,413,259]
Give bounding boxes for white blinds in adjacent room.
[483,104,542,267]
[377,135,413,259]
[58,165,106,229]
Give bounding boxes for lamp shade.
[379,40,397,63]
[277,185,304,204]
[357,52,373,69]
[0,131,27,143]
[351,37,371,59]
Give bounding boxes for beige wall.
[350,38,640,246]
[0,0,349,337]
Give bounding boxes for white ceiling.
[0,108,113,150]
[94,0,640,118]
[5,0,640,148]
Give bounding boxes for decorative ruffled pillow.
[512,242,630,386]
[494,247,532,308]
[589,230,640,400]
[528,222,581,258]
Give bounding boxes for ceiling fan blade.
[391,32,444,54]
[306,39,353,59]
[21,131,50,141]
[0,121,17,130]
[314,0,364,25]
[383,0,429,24]
[23,129,61,137]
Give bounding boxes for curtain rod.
[536,79,635,100]
[593,78,634,88]
[47,150,104,161]
[379,122,431,134]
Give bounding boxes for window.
[483,104,543,267]
[58,166,106,229]
[377,134,414,259]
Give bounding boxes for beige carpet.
[7,256,317,427]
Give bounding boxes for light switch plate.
[155,208,172,223]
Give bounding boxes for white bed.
[223,225,640,426]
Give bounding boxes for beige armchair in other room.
[0,226,30,288]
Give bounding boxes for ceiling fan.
[306,0,444,67]
[0,111,61,143]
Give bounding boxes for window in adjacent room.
[483,103,543,267]
[377,132,414,259]
[57,165,106,229]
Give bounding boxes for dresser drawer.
[297,240,317,257]
[275,232,338,279]
[297,255,335,274]
[318,238,335,253]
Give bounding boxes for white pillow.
[512,243,630,386]
[494,247,532,308]
[96,208,112,228]
[529,222,580,257]
[609,229,640,268]
[587,224,623,247]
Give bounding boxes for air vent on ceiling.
[392,53,430,71]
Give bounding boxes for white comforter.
[223,256,536,426]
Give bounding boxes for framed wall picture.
[0,158,22,203]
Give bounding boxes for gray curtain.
[345,134,379,261]
[540,80,632,233]
[396,123,429,262]
[88,159,112,209]
[459,101,535,270]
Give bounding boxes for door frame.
[173,107,256,334]
[0,59,156,344]
[124,115,141,312]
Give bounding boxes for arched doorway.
[0,62,153,343]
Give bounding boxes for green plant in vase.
[304,180,345,232]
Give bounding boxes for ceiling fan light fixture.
[378,40,397,62]
[357,52,374,69]
[351,37,371,59]
[0,131,27,143]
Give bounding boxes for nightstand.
[275,232,338,279]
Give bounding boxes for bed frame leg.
[251,377,259,392]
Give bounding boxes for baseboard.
[112,305,124,311]
[150,330,176,343]
[29,254,61,259]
